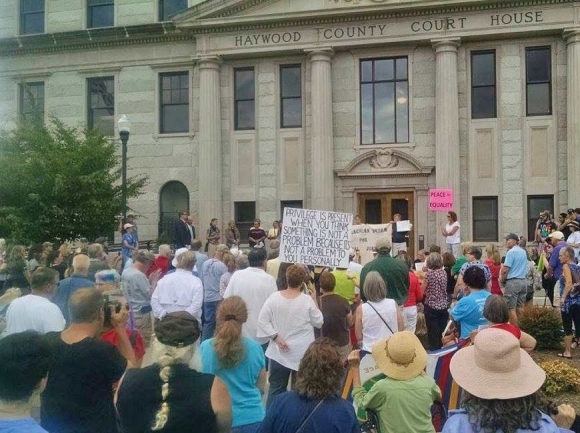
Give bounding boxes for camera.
[103,295,128,328]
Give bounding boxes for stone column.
[565,29,580,206]
[432,38,461,247]
[308,49,334,211]
[197,56,222,233]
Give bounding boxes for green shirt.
[360,253,410,305]
[451,256,467,276]
[332,269,356,305]
[353,374,441,433]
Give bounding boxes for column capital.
[305,48,334,62]
[193,55,222,70]
[563,28,580,45]
[431,37,461,54]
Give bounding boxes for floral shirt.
[425,268,448,310]
[560,263,580,313]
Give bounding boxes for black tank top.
[116,364,216,433]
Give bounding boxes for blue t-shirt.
[0,418,49,432]
[122,233,136,258]
[200,337,265,427]
[504,246,528,279]
[450,290,491,339]
[257,391,360,433]
[549,242,567,281]
[442,409,571,433]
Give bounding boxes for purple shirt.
[549,242,567,280]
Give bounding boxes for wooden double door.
[357,191,415,258]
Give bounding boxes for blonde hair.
[416,312,427,336]
[150,340,194,431]
[486,244,501,266]
[214,296,248,369]
[460,242,473,256]
[72,254,90,273]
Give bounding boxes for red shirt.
[100,328,146,362]
[404,271,424,307]
[147,255,170,278]
[484,258,502,296]
[491,323,522,339]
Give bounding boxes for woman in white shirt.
[566,221,580,260]
[257,265,323,402]
[441,211,461,258]
[355,271,403,353]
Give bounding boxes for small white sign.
[396,220,412,232]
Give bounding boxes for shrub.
[519,306,563,350]
[540,360,580,395]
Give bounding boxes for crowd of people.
[0,210,579,433]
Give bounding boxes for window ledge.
[354,142,416,151]
[153,132,195,139]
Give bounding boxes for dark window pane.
[92,108,115,136]
[396,82,409,143]
[472,52,495,86]
[20,82,44,123]
[88,77,114,135]
[526,48,551,82]
[361,83,373,145]
[528,195,554,240]
[88,1,114,28]
[235,69,255,100]
[361,61,373,82]
[22,12,44,34]
[527,83,551,115]
[161,105,188,133]
[396,58,408,80]
[375,82,395,143]
[375,59,394,81]
[282,98,302,128]
[281,66,301,98]
[160,0,187,21]
[236,100,255,129]
[21,0,44,12]
[235,202,256,222]
[473,197,498,242]
[472,86,496,119]
[281,201,303,216]
[365,200,382,225]
[473,221,497,242]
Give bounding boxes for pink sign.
[429,189,454,211]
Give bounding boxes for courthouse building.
[1,0,579,254]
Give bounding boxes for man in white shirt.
[566,221,580,260]
[151,250,203,323]
[224,248,277,346]
[5,267,65,335]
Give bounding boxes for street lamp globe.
[118,115,131,135]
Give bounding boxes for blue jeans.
[231,422,262,433]
[202,300,221,341]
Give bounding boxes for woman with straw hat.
[348,331,441,433]
[442,328,576,432]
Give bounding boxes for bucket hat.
[372,331,428,381]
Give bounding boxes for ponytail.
[214,296,248,369]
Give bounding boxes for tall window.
[235,202,256,243]
[527,195,554,241]
[471,50,496,119]
[88,77,115,136]
[159,0,188,21]
[280,65,302,128]
[526,47,552,116]
[360,57,409,145]
[87,0,114,28]
[473,197,498,242]
[234,68,255,130]
[19,82,44,124]
[160,72,189,134]
[20,0,45,35]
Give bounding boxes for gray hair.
[236,255,249,270]
[87,243,103,259]
[363,271,387,302]
[426,252,443,270]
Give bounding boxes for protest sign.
[279,208,352,268]
[396,220,412,232]
[350,224,392,265]
[429,189,454,211]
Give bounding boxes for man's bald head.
[69,288,104,324]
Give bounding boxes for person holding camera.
[41,288,136,433]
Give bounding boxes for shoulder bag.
[296,399,325,433]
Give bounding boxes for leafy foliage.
[0,118,147,244]
[540,360,580,395]
[519,306,564,350]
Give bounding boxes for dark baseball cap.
[505,233,519,242]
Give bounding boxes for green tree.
[0,118,147,244]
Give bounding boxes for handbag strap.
[296,399,324,433]
[367,301,395,335]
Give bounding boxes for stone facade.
[0,0,578,251]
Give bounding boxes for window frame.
[19,0,45,35]
[87,0,115,29]
[527,194,554,241]
[280,200,303,218]
[470,50,497,119]
[19,81,45,124]
[359,56,409,145]
[233,67,256,131]
[87,76,115,136]
[472,196,499,242]
[158,0,188,21]
[159,71,190,134]
[525,46,552,117]
[234,201,256,244]
[279,64,302,129]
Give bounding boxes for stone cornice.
[178,0,577,34]
[0,23,195,56]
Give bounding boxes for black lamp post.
[118,115,131,223]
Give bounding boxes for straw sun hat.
[450,328,545,400]
[372,331,428,381]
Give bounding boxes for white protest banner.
[279,208,352,268]
[349,224,392,265]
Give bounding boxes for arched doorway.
[159,181,189,243]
